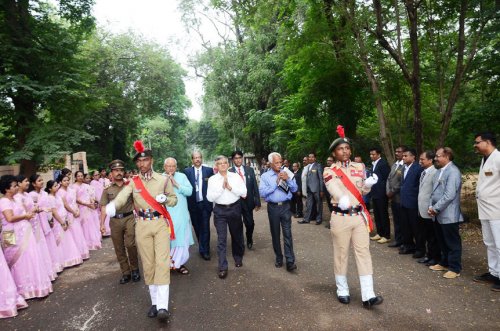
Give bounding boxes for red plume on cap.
[336,125,345,138]
[134,140,145,153]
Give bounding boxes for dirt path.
[2,203,498,330]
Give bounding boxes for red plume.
[134,140,145,153]
[336,125,345,138]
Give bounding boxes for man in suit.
[184,151,214,261]
[417,150,440,265]
[386,146,407,248]
[473,132,500,291]
[229,151,261,249]
[399,148,424,257]
[291,162,304,218]
[368,148,391,243]
[299,152,324,225]
[428,147,463,279]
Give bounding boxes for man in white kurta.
[473,132,500,292]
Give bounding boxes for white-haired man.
[259,152,298,271]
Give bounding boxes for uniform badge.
[484,169,493,176]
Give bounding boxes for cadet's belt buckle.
[116,213,124,219]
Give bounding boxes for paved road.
[2,203,499,330]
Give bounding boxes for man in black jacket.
[369,148,391,244]
[229,151,261,249]
[291,162,303,218]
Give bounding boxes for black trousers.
[304,191,322,222]
[213,203,245,271]
[434,221,462,273]
[290,193,303,216]
[189,202,212,255]
[267,201,295,264]
[421,217,441,261]
[240,200,255,243]
[391,200,403,244]
[372,197,390,238]
[400,206,425,253]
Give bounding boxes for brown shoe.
[443,271,460,279]
[429,264,448,271]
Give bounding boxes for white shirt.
[234,166,246,183]
[193,165,203,201]
[207,172,247,205]
[403,162,413,179]
[372,158,381,172]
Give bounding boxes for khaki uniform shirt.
[323,161,370,206]
[113,172,177,211]
[100,182,134,214]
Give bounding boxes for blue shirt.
[259,170,298,203]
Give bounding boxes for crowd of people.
[1,130,498,322]
[0,168,114,318]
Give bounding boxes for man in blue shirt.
[259,152,298,271]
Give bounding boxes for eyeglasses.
[474,140,485,145]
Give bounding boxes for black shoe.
[412,252,425,259]
[218,270,228,279]
[337,295,350,304]
[131,270,141,282]
[362,296,383,309]
[201,253,211,261]
[325,223,331,229]
[235,262,243,268]
[119,274,131,284]
[247,241,253,250]
[275,261,283,268]
[417,257,430,264]
[286,262,297,272]
[297,220,310,224]
[315,221,322,225]
[492,279,500,292]
[157,309,170,322]
[399,248,416,255]
[473,272,499,284]
[388,242,402,248]
[147,305,158,318]
[425,259,437,266]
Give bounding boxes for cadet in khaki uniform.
[99,160,139,285]
[105,142,177,323]
[323,127,383,308]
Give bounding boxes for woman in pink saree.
[74,171,101,250]
[0,175,53,299]
[16,175,57,282]
[91,171,110,236]
[0,244,28,318]
[28,174,63,275]
[57,175,90,260]
[45,180,83,269]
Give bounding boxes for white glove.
[105,201,116,218]
[364,173,379,188]
[338,195,351,210]
[156,194,167,204]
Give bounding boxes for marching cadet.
[99,160,140,285]
[105,141,177,323]
[323,125,383,308]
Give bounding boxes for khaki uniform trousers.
[330,212,373,276]
[110,215,139,275]
[135,217,170,285]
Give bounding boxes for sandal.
[177,265,189,275]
